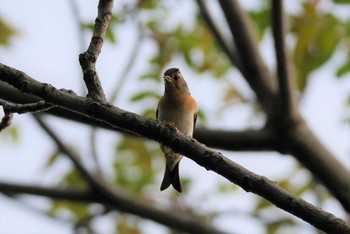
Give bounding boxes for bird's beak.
[163,75,172,84]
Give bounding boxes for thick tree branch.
[79,0,114,102]
[1,64,349,233]
[218,0,276,114]
[32,115,223,234]
[2,79,350,213]
[194,128,276,151]
[0,81,272,152]
[271,0,298,121]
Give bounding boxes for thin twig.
[88,31,143,177]
[0,100,54,114]
[79,0,115,102]
[271,0,297,120]
[0,110,13,132]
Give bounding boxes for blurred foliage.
[1,0,350,233]
[0,125,19,143]
[0,17,19,47]
[291,3,344,91]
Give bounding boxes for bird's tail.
[160,162,182,193]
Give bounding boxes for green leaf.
[266,218,295,234]
[336,60,350,77]
[61,169,88,189]
[130,91,160,102]
[333,0,350,3]
[114,137,160,194]
[43,148,61,169]
[106,28,117,44]
[0,17,19,47]
[249,8,270,40]
[50,201,89,221]
[0,126,19,143]
[292,3,343,91]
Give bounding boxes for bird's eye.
[173,75,179,81]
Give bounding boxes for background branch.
[271,0,298,121]
[196,0,244,72]
[79,0,115,102]
[1,63,349,233]
[217,0,276,113]
[32,115,223,234]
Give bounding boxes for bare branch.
[0,180,224,234]
[0,110,13,132]
[271,0,298,120]
[0,100,54,114]
[32,116,223,234]
[0,181,93,202]
[195,0,244,72]
[79,0,115,103]
[194,128,276,151]
[0,81,274,152]
[217,0,276,114]
[1,64,349,233]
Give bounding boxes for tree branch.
[32,115,223,234]
[0,182,223,234]
[0,81,273,152]
[194,128,276,151]
[0,109,12,132]
[0,100,54,114]
[79,0,114,102]
[195,0,244,72]
[1,64,349,233]
[217,0,276,114]
[0,181,94,202]
[271,0,298,121]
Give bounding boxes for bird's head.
[163,68,190,95]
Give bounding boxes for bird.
[156,68,198,193]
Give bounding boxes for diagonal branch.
[271,0,298,121]
[195,0,244,72]
[1,64,349,233]
[0,81,275,152]
[32,115,223,234]
[217,0,276,114]
[79,0,115,103]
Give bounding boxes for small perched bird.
[156,68,198,192]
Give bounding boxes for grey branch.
[217,0,276,114]
[271,0,298,121]
[0,180,224,234]
[0,81,271,152]
[79,0,115,103]
[201,0,350,214]
[196,0,244,72]
[0,110,13,132]
[1,64,349,233]
[32,116,223,234]
[0,100,54,114]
